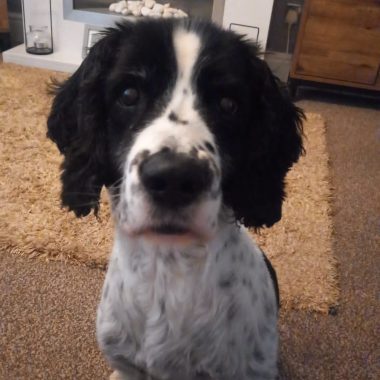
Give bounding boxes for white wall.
[4,0,274,72]
[50,0,84,57]
[223,0,274,50]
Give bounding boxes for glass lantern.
[22,0,53,55]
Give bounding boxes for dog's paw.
[109,370,128,380]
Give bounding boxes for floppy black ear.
[224,56,304,228]
[47,29,121,217]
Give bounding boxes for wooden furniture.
[288,0,380,95]
[0,0,9,32]
[0,0,10,51]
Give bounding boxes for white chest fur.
[97,224,279,379]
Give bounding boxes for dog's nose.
[139,151,212,208]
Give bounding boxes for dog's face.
[48,19,303,242]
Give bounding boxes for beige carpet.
[252,112,338,312]
[0,63,338,312]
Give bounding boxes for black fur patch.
[103,284,109,299]
[168,111,179,122]
[262,250,280,309]
[204,141,216,154]
[219,272,237,288]
[130,150,150,170]
[169,111,189,125]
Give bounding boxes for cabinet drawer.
[296,54,379,85]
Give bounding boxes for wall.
[51,0,84,54]
[5,0,275,72]
[223,0,274,51]
[266,0,304,53]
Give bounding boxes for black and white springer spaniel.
[47,18,303,380]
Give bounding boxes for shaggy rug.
[0,63,338,312]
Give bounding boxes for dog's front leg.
[109,360,158,380]
[110,370,128,380]
[109,368,155,380]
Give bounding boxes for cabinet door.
[0,0,9,32]
[295,0,380,85]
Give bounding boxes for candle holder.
[22,0,53,55]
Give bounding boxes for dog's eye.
[121,87,139,107]
[219,97,238,114]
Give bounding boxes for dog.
[47,18,303,380]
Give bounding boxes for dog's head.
[48,19,303,242]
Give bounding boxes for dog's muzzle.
[139,150,213,209]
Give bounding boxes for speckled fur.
[97,223,278,380]
[97,23,278,380]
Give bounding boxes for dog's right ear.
[47,27,124,217]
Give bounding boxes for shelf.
[3,44,82,73]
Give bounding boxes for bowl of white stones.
[109,0,188,18]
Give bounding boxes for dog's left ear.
[224,53,304,228]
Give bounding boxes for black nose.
[139,151,212,208]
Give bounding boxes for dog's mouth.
[123,221,212,245]
[141,222,196,240]
[150,224,189,235]
[118,202,218,244]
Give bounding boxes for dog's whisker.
[64,201,103,208]
[64,191,103,196]
[64,190,119,200]
[109,178,124,188]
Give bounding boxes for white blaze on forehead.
[173,29,200,85]
[167,29,201,118]
[127,28,216,163]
